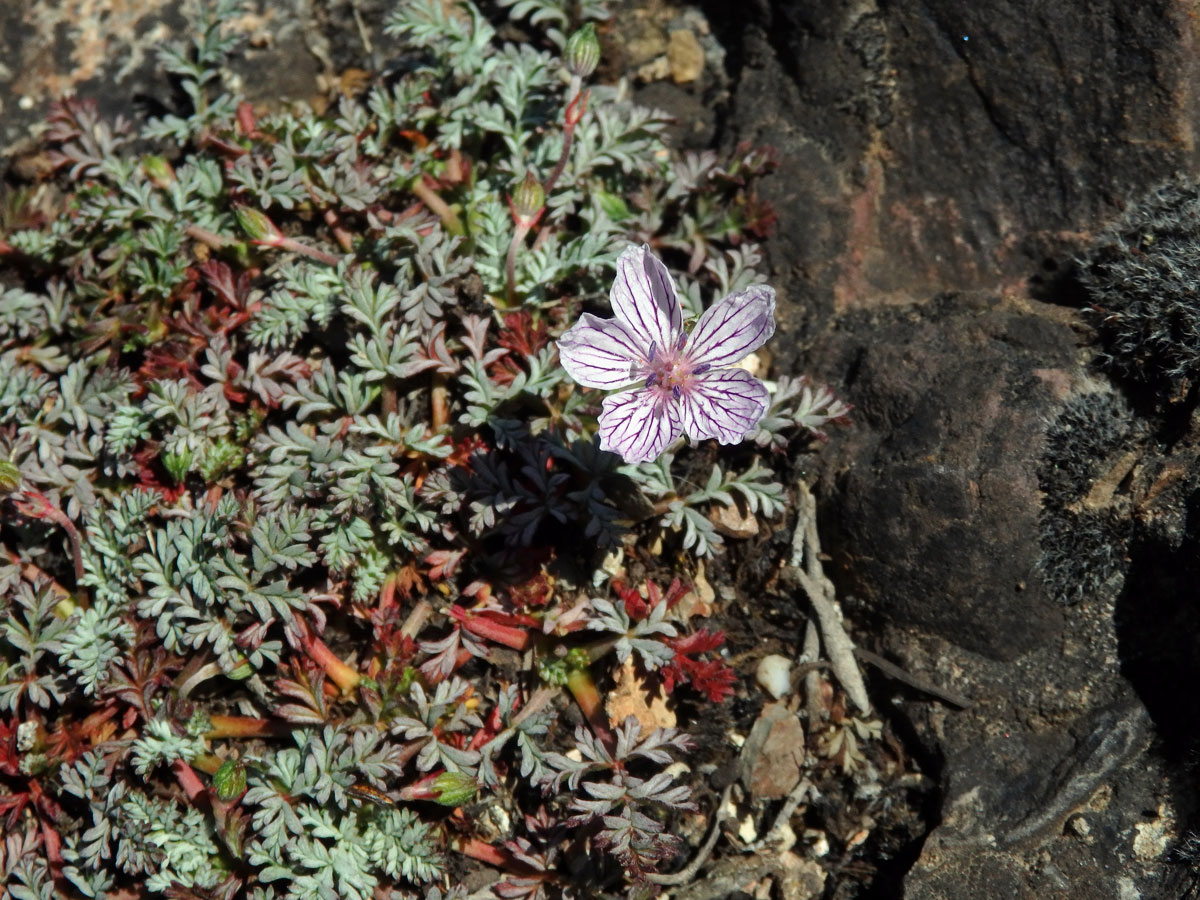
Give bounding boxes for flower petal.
[598,389,681,463]
[679,369,770,445]
[685,284,776,369]
[609,245,684,352]
[556,314,646,389]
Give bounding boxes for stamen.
[676,332,688,352]
[645,373,659,388]
[647,341,658,363]
[672,385,682,401]
[692,363,711,375]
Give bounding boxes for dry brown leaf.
[606,658,676,731]
[711,502,759,538]
[740,701,806,800]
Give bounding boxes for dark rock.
[707,0,1200,342]
[705,2,1200,893]
[800,290,1200,895]
[812,292,1078,661]
[887,619,1180,900]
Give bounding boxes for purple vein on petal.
[644,249,684,340]
[680,369,770,444]
[557,313,646,388]
[610,245,682,352]
[599,389,679,463]
[685,285,777,369]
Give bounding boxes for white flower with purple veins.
[556,245,776,463]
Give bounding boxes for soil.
[5,0,1200,898]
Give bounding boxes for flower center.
[643,335,707,400]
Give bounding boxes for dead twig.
[750,777,813,852]
[647,784,734,886]
[853,647,972,709]
[785,483,871,714]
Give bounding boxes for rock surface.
[710,0,1200,896]
[811,292,1077,661]
[0,0,336,162]
[709,0,1200,335]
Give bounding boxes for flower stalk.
[12,490,85,589]
[234,205,340,265]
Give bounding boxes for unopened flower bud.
[565,23,601,78]
[142,155,175,189]
[0,459,20,494]
[510,172,545,230]
[430,770,478,807]
[234,205,280,244]
[212,759,247,801]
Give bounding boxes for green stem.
[565,666,613,745]
[505,222,532,306]
[411,180,464,235]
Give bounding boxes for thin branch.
[647,784,734,886]
[749,777,812,852]
[801,619,824,725]
[785,483,871,714]
[853,647,972,709]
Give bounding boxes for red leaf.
[662,629,735,702]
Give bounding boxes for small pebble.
[756,654,793,700]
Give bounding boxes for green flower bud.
[510,172,546,229]
[234,205,280,243]
[431,770,478,807]
[0,459,20,495]
[212,759,247,801]
[227,657,254,680]
[565,646,591,672]
[142,155,175,188]
[565,23,601,78]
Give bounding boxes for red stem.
[272,236,341,266]
[184,224,231,250]
[14,492,84,590]
[304,634,362,694]
[460,616,533,651]
[542,89,588,197]
[173,760,207,803]
[205,715,281,739]
[454,836,517,868]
